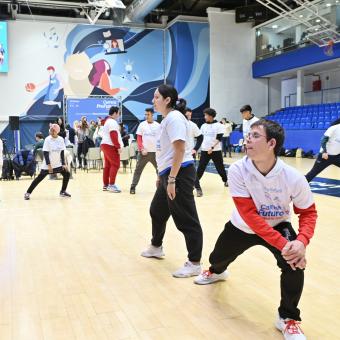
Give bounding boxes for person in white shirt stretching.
[141,84,203,278]
[195,119,317,340]
[24,124,71,200]
[240,104,259,143]
[130,108,160,194]
[305,118,340,182]
[194,108,228,197]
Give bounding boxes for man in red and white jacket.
[195,119,317,340]
[101,106,123,193]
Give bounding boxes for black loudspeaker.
[9,116,19,130]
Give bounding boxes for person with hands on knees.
[101,106,123,193]
[24,124,71,200]
[195,119,317,340]
[141,84,203,279]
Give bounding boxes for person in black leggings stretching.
[24,124,71,200]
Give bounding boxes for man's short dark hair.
[109,106,120,116]
[240,105,252,113]
[145,108,154,114]
[186,107,192,113]
[251,119,285,157]
[203,108,216,118]
[35,132,44,139]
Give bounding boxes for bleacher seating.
[268,102,340,130]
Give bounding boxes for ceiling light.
[316,19,321,22]
[272,24,278,29]
[299,14,303,18]
[326,3,331,6]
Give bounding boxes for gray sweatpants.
[131,152,157,187]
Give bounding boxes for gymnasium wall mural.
[0,20,209,145]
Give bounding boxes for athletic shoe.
[196,188,203,197]
[172,261,201,278]
[194,269,229,285]
[108,184,121,193]
[275,316,306,340]
[60,191,71,198]
[141,245,165,258]
[24,193,30,200]
[103,186,108,191]
[130,186,136,194]
[224,181,228,187]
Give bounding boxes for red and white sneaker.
[276,316,306,340]
[194,269,228,285]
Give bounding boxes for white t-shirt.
[242,116,259,139]
[136,121,160,152]
[323,123,340,155]
[188,120,201,151]
[228,156,314,234]
[156,110,194,174]
[101,117,123,147]
[42,136,66,169]
[223,123,233,137]
[200,121,225,151]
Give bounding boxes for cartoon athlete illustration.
[89,59,126,95]
[25,66,62,108]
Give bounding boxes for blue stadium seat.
[305,122,312,129]
[317,122,324,129]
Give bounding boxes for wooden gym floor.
[0,155,339,340]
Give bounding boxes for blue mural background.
[1,21,210,149]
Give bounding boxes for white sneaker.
[172,261,201,278]
[141,245,165,259]
[194,269,229,285]
[275,316,306,340]
[108,184,121,193]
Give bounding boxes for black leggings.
[305,153,340,182]
[209,221,304,321]
[26,167,70,194]
[150,165,203,262]
[195,150,228,189]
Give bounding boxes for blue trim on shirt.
[159,160,194,176]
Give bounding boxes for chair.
[128,141,138,170]
[120,146,131,173]
[85,147,102,171]
[34,149,44,175]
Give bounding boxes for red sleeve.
[233,197,288,251]
[293,203,317,247]
[137,134,144,151]
[110,130,120,149]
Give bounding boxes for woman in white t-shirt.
[24,124,71,200]
[141,84,203,278]
[305,119,340,182]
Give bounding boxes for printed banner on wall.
[0,21,8,72]
[65,96,120,124]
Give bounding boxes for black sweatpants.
[26,167,70,194]
[150,164,203,262]
[195,150,228,189]
[305,153,340,182]
[209,221,304,321]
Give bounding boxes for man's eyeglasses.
[246,132,266,140]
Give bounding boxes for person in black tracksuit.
[194,108,228,197]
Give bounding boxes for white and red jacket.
[101,117,122,149]
[228,156,317,251]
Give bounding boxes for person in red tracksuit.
[100,106,123,193]
[195,119,317,340]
